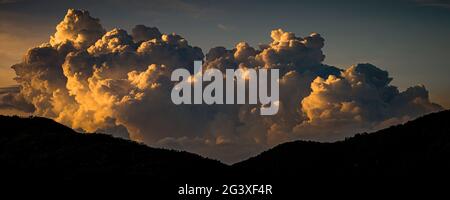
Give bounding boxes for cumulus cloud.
[296,64,441,140]
[50,9,105,49]
[2,9,443,164]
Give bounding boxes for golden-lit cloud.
[0,9,443,163]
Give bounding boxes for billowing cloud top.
[0,9,442,163]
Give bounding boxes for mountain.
[0,115,227,182]
[1,110,450,184]
[234,110,450,179]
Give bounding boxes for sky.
[1,0,449,107]
[0,0,449,163]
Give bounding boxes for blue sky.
[1,0,449,107]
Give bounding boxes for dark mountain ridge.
[0,115,227,182]
[1,110,450,183]
[234,110,450,179]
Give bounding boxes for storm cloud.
[0,9,442,163]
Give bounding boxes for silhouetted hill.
[234,110,450,179]
[0,115,227,182]
[1,110,450,186]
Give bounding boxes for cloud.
[2,9,443,164]
[217,24,236,32]
[50,9,106,49]
[0,86,20,94]
[0,0,24,4]
[0,85,35,112]
[131,25,162,43]
[295,64,442,141]
[415,0,450,8]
